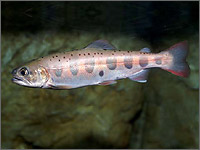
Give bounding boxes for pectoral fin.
[98,80,117,85]
[46,84,73,90]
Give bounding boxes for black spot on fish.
[124,57,133,69]
[79,54,81,56]
[97,52,99,54]
[101,53,103,55]
[59,59,60,62]
[94,53,96,55]
[140,52,146,54]
[106,58,117,70]
[99,70,104,77]
[112,53,114,55]
[50,59,51,61]
[42,57,43,58]
[71,54,73,56]
[63,56,65,59]
[84,54,86,56]
[88,53,90,55]
[52,56,54,58]
[139,57,148,67]
[56,55,58,57]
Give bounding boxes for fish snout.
[11,68,18,75]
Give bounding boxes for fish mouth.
[11,76,28,86]
[12,76,23,82]
[12,76,31,87]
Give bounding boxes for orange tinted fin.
[98,80,117,85]
[160,41,190,77]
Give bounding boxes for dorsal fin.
[84,40,116,50]
[140,48,151,53]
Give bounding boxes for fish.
[11,40,190,89]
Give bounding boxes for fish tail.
[160,41,190,77]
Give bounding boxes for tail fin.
[160,41,190,77]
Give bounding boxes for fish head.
[11,62,49,88]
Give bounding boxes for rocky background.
[1,1,199,149]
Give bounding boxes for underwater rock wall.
[2,32,146,148]
[1,32,199,149]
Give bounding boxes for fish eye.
[20,67,29,76]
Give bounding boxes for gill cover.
[12,65,49,88]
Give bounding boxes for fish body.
[12,40,190,89]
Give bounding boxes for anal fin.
[129,69,149,83]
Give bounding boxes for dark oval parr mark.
[106,58,117,70]
[124,57,133,69]
[85,59,95,73]
[139,57,148,67]
[155,58,162,65]
[55,69,62,77]
[70,63,78,76]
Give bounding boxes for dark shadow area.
[17,134,121,149]
[2,1,199,45]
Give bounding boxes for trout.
[11,40,190,89]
